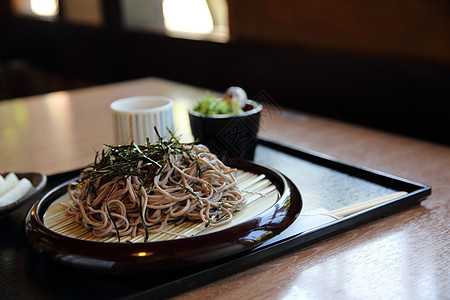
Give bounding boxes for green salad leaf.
[193,91,243,115]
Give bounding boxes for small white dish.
[0,172,47,218]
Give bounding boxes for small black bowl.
[189,100,263,160]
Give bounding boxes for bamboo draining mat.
[43,170,279,243]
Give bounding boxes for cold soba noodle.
[63,136,245,241]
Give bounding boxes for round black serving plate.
[24,159,301,273]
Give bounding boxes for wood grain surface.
[0,77,448,299]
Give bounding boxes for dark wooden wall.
[0,1,448,145]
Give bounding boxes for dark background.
[0,0,449,145]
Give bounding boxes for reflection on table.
[0,77,448,299]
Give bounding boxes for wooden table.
[0,77,448,299]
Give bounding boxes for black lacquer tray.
[0,139,430,300]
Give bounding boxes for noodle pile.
[63,141,245,241]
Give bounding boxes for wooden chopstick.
[329,191,408,218]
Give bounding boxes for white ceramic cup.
[110,95,174,145]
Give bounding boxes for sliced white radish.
[0,177,33,207]
[0,173,20,197]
